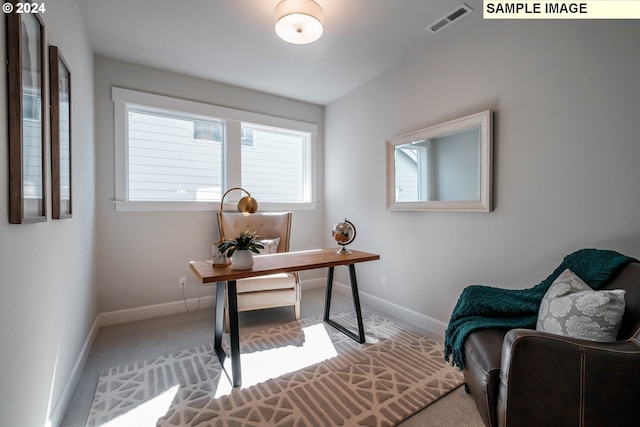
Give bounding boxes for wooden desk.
[190,249,380,387]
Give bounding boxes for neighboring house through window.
[112,88,317,212]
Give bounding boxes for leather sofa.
[463,262,640,427]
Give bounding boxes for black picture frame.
[49,45,72,219]
[7,7,46,223]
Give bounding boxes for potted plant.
[218,230,264,270]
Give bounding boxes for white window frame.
[112,87,318,212]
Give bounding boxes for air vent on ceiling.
[427,4,473,34]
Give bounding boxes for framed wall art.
[7,8,47,223]
[49,45,72,219]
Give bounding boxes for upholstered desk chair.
[217,212,301,330]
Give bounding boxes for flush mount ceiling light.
[275,0,324,44]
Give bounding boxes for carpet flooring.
[86,311,463,426]
[62,286,484,427]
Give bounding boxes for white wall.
[325,19,640,326]
[93,56,325,313]
[0,1,96,426]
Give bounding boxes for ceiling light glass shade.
[275,0,324,44]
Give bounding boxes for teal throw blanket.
[444,248,637,370]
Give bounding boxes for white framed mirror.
[386,110,493,212]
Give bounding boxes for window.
[128,109,223,202]
[241,124,309,203]
[113,88,317,211]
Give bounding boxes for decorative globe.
[332,218,356,254]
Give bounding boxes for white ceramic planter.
[231,250,254,270]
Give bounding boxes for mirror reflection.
[386,110,492,212]
[394,126,480,202]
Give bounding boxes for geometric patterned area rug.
[86,310,463,427]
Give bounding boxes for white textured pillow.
[536,268,625,342]
[257,238,280,255]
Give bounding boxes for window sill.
[113,200,318,213]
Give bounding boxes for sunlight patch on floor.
[91,323,339,424]
[100,385,179,427]
[215,322,338,397]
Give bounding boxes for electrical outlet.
[179,277,187,288]
[381,275,387,287]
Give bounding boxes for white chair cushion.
[237,273,297,293]
[236,289,298,312]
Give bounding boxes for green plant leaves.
[218,230,265,257]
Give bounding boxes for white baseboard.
[47,315,100,427]
[304,277,446,337]
[332,281,447,338]
[50,279,446,426]
[93,281,444,334]
[47,293,216,427]
[97,295,217,327]
[301,277,326,289]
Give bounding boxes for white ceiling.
[78,0,481,105]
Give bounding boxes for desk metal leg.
[323,266,335,321]
[349,264,366,343]
[214,282,225,352]
[227,280,241,387]
[324,264,366,344]
[213,280,242,387]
